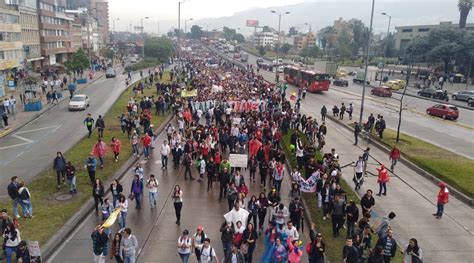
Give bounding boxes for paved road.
[0,68,142,196]
[49,120,309,262]
[218,49,474,159]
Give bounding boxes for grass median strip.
[371,127,474,199]
[2,71,170,246]
[281,129,402,262]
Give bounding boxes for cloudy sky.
[109,0,471,34]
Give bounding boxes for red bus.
[283,66,330,92]
[300,69,330,92]
[283,65,299,85]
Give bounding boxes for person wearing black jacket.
[360,190,375,216]
[376,230,397,263]
[53,151,67,189]
[219,167,231,201]
[224,244,245,263]
[345,200,360,238]
[92,179,105,216]
[95,115,105,138]
[289,197,304,231]
[247,196,258,228]
[242,223,258,263]
[110,179,123,208]
[220,222,234,255]
[330,194,346,238]
[7,176,21,219]
[308,223,325,263]
[259,159,269,189]
[206,157,216,191]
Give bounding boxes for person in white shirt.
[199,238,219,263]
[3,99,10,114]
[146,174,159,209]
[8,96,15,114]
[353,156,365,190]
[160,140,171,170]
[283,221,299,240]
[272,203,289,228]
[177,229,192,263]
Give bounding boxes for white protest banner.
[229,154,248,167]
[232,117,241,125]
[299,174,319,193]
[27,240,42,262]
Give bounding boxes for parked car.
[371,86,392,97]
[384,80,403,90]
[348,70,357,76]
[393,79,406,88]
[417,87,448,101]
[105,68,116,78]
[426,104,459,120]
[333,79,349,87]
[68,94,90,111]
[451,90,474,103]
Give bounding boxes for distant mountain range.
[156,0,473,36]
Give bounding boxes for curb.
[326,115,474,207]
[42,113,173,260]
[392,89,473,111]
[0,73,105,139]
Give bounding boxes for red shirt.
[390,148,401,160]
[142,135,152,147]
[437,187,449,204]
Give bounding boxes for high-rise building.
[66,0,109,45]
[38,0,77,67]
[0,2,23,76]
[5,0,43,71]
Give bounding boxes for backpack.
[19,189,30,200]
[200,246,214,262]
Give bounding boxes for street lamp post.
[379,12,392,85]
[184,18,193,35]
[140,17,149,58]
[178,0,186,58]
[271,10,290,82]
[358,0,375,125]
[304,23,312,69]
[112,18,119,44]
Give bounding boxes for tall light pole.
[140,17,149,58]
[304,22,312,68]
[178,0,186,58]
[112,18,119,44]
[358,0,375,125]
[184,18,193,35]
[379,12,392,85]
[270,10,290,82]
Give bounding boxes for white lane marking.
[16,124,61,134]
[0,125,61,150]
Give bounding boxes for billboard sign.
[246,20,259,27]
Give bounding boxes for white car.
[277,66,284,73]
[68,94,90,111]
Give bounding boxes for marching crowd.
[1,43,441,263]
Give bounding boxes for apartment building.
[253,31,275,48]
[0,2,23,75]
[294,32,316,51]
[18,3,42,71]
[395,21,474,50]
[66,0,109,45]
[38,0,76,67]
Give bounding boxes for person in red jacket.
[376,164,390,196]
[141,133,152,160]
[389,145,401,171]
[433,182,449,219]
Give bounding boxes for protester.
[91,225,108,263]
[178,229,192,263]
[85,155,98,184]
[376,164,389,196]
[110,137,122,162]
[92,179,105,216]
[53,152,67,189]
[402,238,423,263]
[3,224,21,263]
[118,194,128,230]
[130,175,144,209]
[120,228,138,263]
[110,232,123,263]
[92,139,107,169]
[200,238,219,263]
[7,177,21,219]
[433,182,449,219]
[172,185,183,225]
[389,145,401,171]
[146,174,159,209]
[17,182,33,218]
[376,229,397,263]
[65,161,77,193]
[224,244,244,263]
[110,179,123,208]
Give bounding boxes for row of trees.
[188,25,245,43]
[144,37,174,61]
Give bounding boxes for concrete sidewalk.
[49,119,309,262]
[297,100,474,263]
[0,69,105,138]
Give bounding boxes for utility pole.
[379,12,392,85]
[271,10,290,82]
[358,0,375,125]
[305,23,311,69]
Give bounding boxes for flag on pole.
[102,208,121,228]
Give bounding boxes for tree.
[65,48,89,77]
[288,27,299,36]
[144,37,174,61]
[349,19,370,57]
[458,0,473,28]
[318,26,335,50]
[258,46,266,57]
[223,27,236,41]
[233,33,245,43]
[336,27,352,60]
[280,43,292,54]
[299,46,320,58]
[190,25,204,39]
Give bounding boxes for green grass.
[1,73,171,246]
[281,129,402,262]
[127,57,162,72]
[373,128,474,199]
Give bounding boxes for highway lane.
[0,69,142,196]
[213,47,474,159]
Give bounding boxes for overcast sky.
[109,0,469,33]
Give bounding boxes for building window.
[0,13,20,24]
[0,32,22,42]
[402,28,413,33]
[418,28,430,32]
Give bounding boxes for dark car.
[371,86,392,97]
[333,79,349,87]
[426,104,459,120]
[417,87,448,101]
